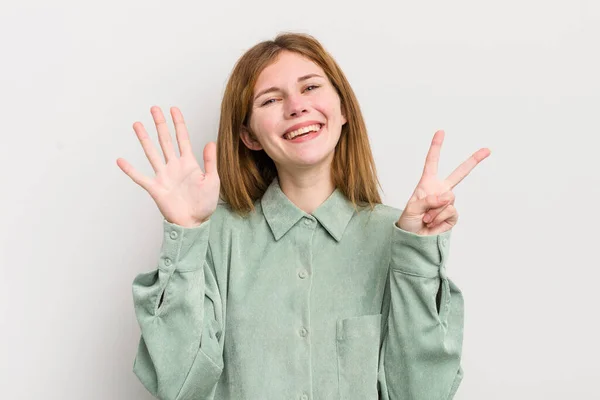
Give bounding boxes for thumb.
[203,142,218,175]
[409,191,454,214]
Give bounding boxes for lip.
[282,120,324,137]
[284,123,324,143]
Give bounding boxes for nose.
[285,94,308,118]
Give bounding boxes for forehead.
[254,51,325,89]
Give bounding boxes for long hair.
[216,32,382,216]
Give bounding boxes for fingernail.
[423,214,431,223]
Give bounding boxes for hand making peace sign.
[396,130,491,236]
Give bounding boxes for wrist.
[166,216,209,228]
[183,217,208,228]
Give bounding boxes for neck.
[276,163,335,215]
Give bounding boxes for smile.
[283,124,324,143]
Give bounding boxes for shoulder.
[355,202,404,227]
[212,201,237,222]
[209,201,246,229]
[205,200,268,264]
[207,200,263,236]
[342,203,404,247]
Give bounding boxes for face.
[241,51,347,173]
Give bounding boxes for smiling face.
[240,50,347,174]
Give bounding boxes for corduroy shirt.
[132,177,464,400]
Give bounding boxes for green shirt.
[132,177,464,400]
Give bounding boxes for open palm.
[116,106,220,228]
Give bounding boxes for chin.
[291,149,336,168]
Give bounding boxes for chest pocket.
[335,313,382,400]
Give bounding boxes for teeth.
[284,124,322,140]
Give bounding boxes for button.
[441,238,448,247]
[164,258,172,266]
[301,394,309,400]
[298,270,308,279]
[303,218,312,226]
[170,231,178,240]
[299,327,308,337]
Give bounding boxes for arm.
[132,218,224,400]
[378,222,464,400]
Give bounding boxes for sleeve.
[377,222,464,400]
[131,218,225,400]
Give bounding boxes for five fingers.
[117,106,209,189]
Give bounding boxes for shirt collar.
[261,177,356,242]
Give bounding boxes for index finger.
[422,130,444,178]
[445,148,491,188]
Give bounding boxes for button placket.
[295,214,313,394]
[439,235,449,273]
[439,264,447,279]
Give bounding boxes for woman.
[117,32,490,400]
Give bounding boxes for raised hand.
[116,106,220,228]
[396,130,491,236]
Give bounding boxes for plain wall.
[1,0,599,398]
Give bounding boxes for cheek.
[321,104,344,124]
[251,111,278,137]
[316,94,344,121]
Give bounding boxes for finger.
[150,106,178,163]
[425,217,454,235]
[421,130,444,178]
[410,190,454,215]
[423,202,450,223]
[427,204,458,228]
[170,107,194,158]
[203,141,218,176]
[132,121,165,173]
[445,147,491,188]
[116,158,153,192]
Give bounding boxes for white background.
[1,0,599,398]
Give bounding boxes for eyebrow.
[253,73,324,102]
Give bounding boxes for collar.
[261,177,356,242]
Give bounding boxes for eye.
[260,85,319,107]
[261,98,276,107]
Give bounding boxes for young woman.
[117,32,490,400]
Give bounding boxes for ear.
[341,107,348,126]
[239,125,263,151]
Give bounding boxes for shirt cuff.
[390,221,452,278]
[159,218,211,272]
